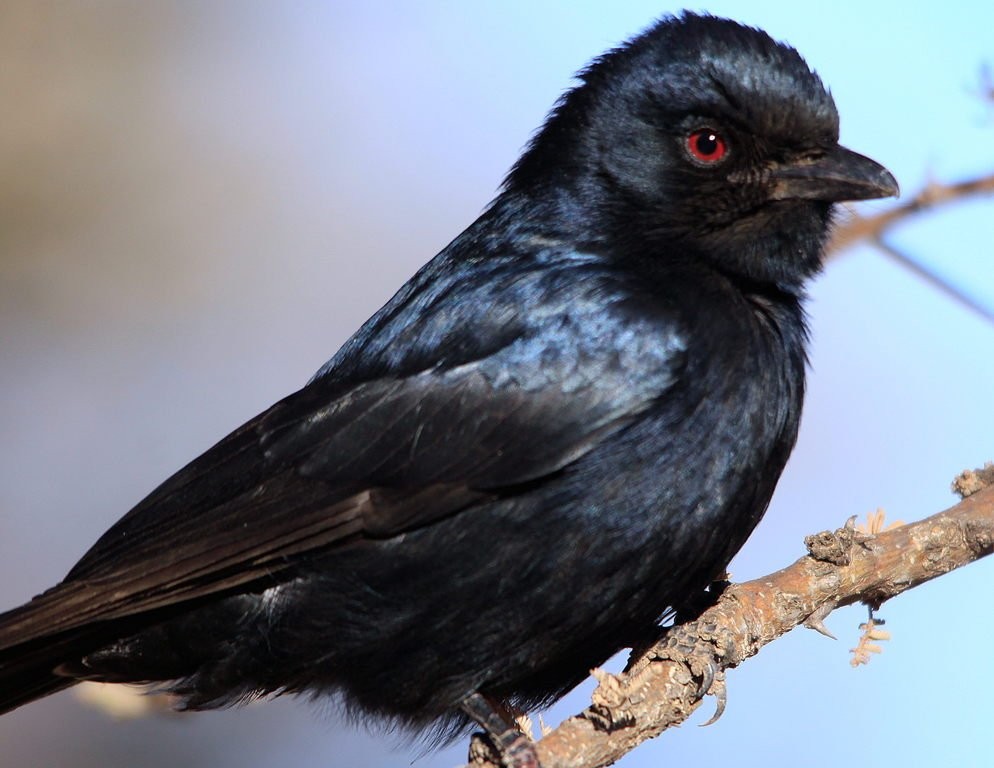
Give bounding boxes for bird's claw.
[686,655,728,726]
[695,656,716,700]
[697,667,727,726]
[463,693,541,768]
[652,624,728,725]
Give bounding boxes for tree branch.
[467,468,994,768]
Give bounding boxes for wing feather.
[1,251,686,653]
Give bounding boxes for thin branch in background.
[824,68,994,319]
[827,171,994,255]
[978,62,994,106]
[826,170,994,324]
[872,236,994,324]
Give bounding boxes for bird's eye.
[685,129,728,165]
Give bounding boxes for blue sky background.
[0,3,992,767]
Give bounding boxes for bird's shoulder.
[316,236,689,388]
[261,239,692,491]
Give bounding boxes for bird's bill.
[769,145,899,203]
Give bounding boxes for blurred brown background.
[0,6,461,765]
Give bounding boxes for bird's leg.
[672,574,731,624]
[462,692,540,768]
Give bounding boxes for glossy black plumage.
[0,12,897,738]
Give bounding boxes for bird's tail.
[0,659,76,715]
[0,586,113,715]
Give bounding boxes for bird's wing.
[0,253,686,647]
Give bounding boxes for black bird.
[0,11,896,762]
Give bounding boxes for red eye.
[686,129,728,164]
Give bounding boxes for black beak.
[769,145,899,203]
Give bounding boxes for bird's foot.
[652,622,728,725]
[463,692,540,768]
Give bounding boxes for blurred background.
[1,2,992,767]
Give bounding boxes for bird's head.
[504,13,898,289]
